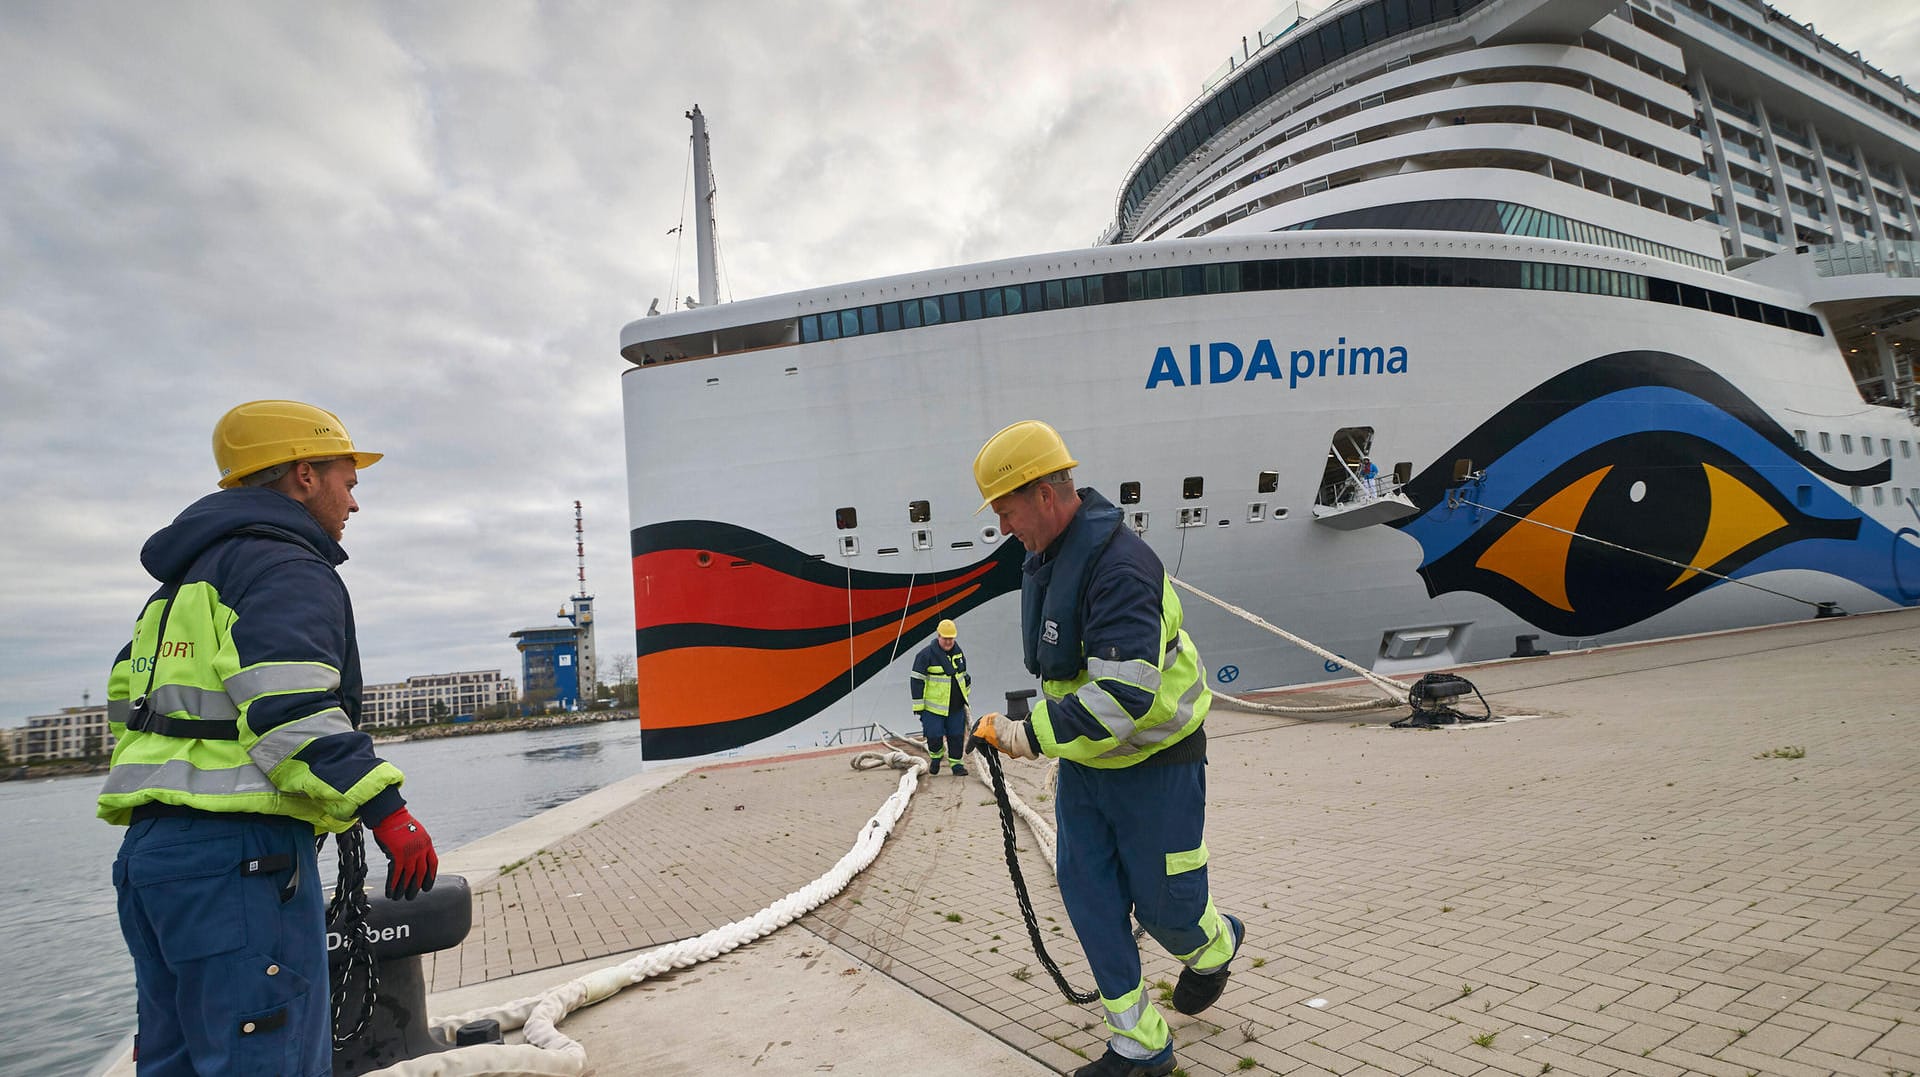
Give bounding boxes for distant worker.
[1359,458,1379,500]
[101,400,440,1076]
[967,420,1243,1077]
[910,618,972,776]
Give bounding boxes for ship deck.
[419,607,1920,1076]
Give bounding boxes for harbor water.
[0,719,649,1077]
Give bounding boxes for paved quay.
[422,606,1920,1076]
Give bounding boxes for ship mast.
[687,104,720,308]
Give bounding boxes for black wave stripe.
[1396,352,1891,514]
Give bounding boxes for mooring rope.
[1168,576,1409,714]
[354,751,935,1076]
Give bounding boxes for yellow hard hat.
[212,400,383,488]
[937,618,958,639]
[972,419,1078,512]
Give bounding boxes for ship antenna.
[686,105,721,308]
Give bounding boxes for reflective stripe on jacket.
[909,640,971,719]
[99,487,404,831]
[1027,516,1210,768]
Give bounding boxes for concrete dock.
[420,607,1920,1076]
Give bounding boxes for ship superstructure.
[620,0,1920,761]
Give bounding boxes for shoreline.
[1,708,635,782]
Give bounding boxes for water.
[0,720,648,1077]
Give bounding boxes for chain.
[327,824,379,1049]
[980,745,1098,1005]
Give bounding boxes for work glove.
[966,711,1037,760]
[370,807,439,901]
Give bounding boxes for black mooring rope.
[326,824,380,1049]
[978,745,1098,1005]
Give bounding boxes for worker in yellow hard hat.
[102,400,437,1076]
[910,618,973,776]
[967,420,1243,1077]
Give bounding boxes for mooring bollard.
[328,873,479,1076]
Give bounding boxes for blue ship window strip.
[793,254,1821,351]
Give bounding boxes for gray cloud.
[1,0,1913,719]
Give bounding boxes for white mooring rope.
[1169,575,1409,715]
[360,749,936,1076]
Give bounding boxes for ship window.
[1145,271,1165,300]
[1735,297,1762,322]
[1258,470,1279,493]
[1126,271,1145,300]
[1819,432,1832,451]
[836,507,858,530]
[1203,265,1221,294]
[908,500,930,524]
[1863,438,1874,456]
[940,294,961,323]
[1882,439,1892,456]
[1841,434,1853,453]
[1042,280,1063,309]
[902,298,922,328]
[984,289,1003,317]
[1850,487,1861,505]
[800,315,820,343]
[1708,291,1735,317]
[1792,429,1807,448]
[861,306,879,334]
[1873,487,1885,505]
[1183,476,1205,500]
[1222,263,1241,292]
[881,303,902,331]
[1386,0,1411,34]
[1065,278,1084,307]
[1120,481,1141,505]
[1024,282,1044,312]
[1362,5,1387,40]
[819,312,841,340]
[1003,285,1024,315]
[1679,284,1709,310]
[1084,275,1106,304]
[837,310,857,337]
[919,297,940,325]
[962,291,983,320]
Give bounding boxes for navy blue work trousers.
[114,812,328,1076]
[920,709,965,761]
[1055,757,1212,1001]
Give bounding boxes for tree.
[80,730,104,764]
[429,699,450,721]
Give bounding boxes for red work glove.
[370,807,439,901]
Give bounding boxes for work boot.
[951,763,968,776]
[1172,913,1245,1016]
[1072,1046,1176,1077]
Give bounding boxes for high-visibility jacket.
[909,639,971,720]
[98,487,405,832]
[1025,500,1210,768]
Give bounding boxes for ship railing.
[1317,475,1399,509]
[1810,240,1920,280]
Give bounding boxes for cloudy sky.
[3,0,1916,723]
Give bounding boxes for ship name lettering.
[1144,339,1408,390]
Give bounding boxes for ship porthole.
[982,526,1000,543]
[696,552,712,567]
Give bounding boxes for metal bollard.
[328,874,474,1076]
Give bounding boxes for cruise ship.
[620,0,1920,761]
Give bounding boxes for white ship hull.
[622,234,1920,760]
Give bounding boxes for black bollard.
[329,874,474,1076]
[1005,688,1036,722]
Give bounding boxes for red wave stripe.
[637,587,977,729]
[632,548,999,630]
